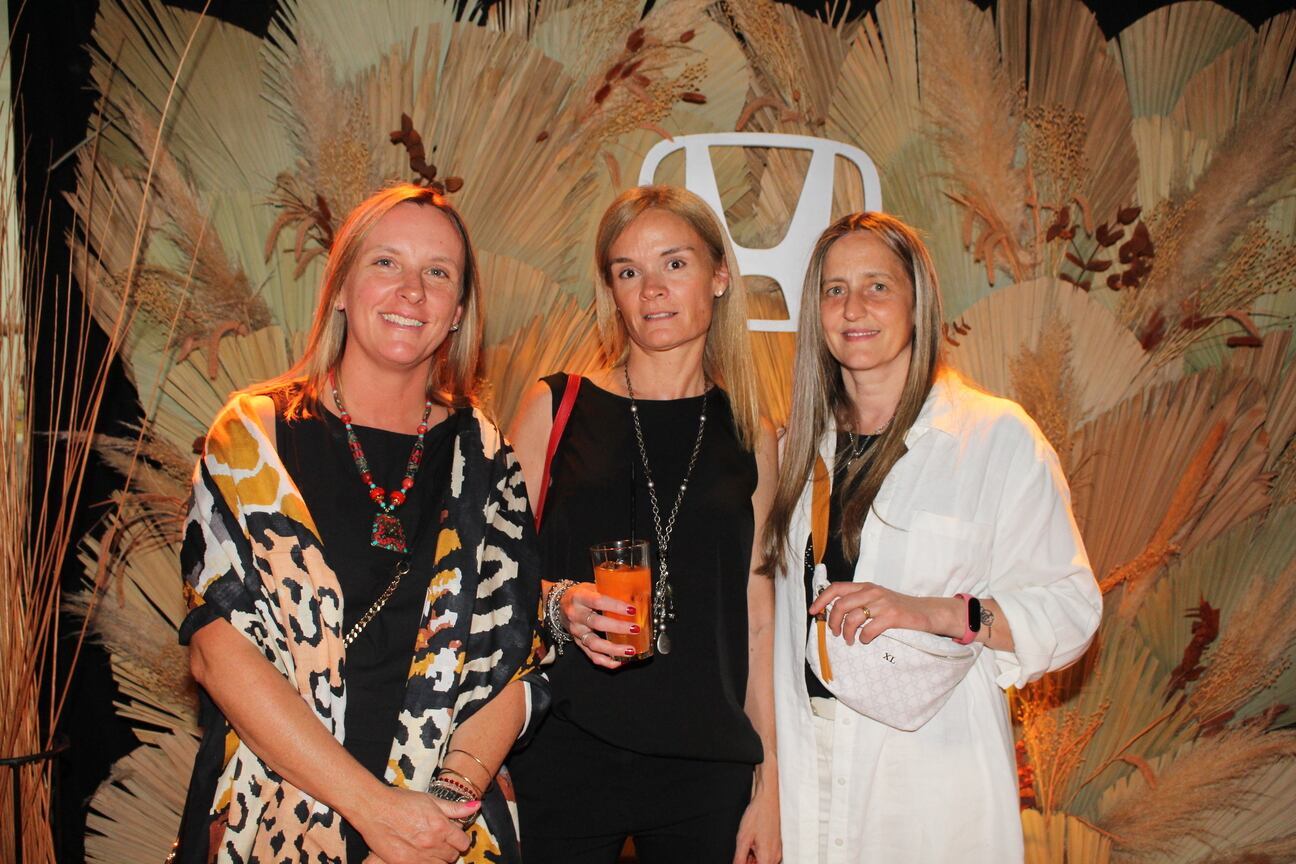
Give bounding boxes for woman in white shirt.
[762,212,1101,863]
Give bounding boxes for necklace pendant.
[656,629,672,655]
[371,512,407,553]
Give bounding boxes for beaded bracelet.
[544,579,577,654]
[435,766,483,800]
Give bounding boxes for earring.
[450,323,460,332]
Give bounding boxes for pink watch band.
[954,592,978,645]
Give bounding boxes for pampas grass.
[1008,310,1079,471]
[917,0,1029,285]
[1124,85,1296,361]
[1184,560,1296,730]
[1098,728,1296,859]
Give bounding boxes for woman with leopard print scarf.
[177,184,548,864]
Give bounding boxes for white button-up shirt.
[774,374,1101,863]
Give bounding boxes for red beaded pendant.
[371,513,407,553]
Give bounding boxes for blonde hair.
[592,185,761,451]
[761,212,945,575]
[254,183,482,416]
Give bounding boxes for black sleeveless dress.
[533,374,761,759]
[511,375,763,861]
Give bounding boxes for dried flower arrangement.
[18,1,1291,862]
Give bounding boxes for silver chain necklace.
[624,364,709,656]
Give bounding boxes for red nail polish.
[629,625,641,634]
[624,647,636,656]
[626,605,636,615]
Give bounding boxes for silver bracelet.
[545,579,576,654]
[428,777,478,827]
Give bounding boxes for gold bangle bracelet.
[447,748,494,790]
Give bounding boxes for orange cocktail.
[590,540,653,660]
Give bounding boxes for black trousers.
[510,714,754,864]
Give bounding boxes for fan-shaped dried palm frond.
[84,732,198,864]
[262,34,379,274]
[1114,3,1252,118]
[119,101,271,354]
[65,586,196,734]
[1019,616,1181,819]
[946,278,1166,427]
[1170,13,1295,155]
[1132,509,1296,726]
[1183,560,1296,731]
[147,325,294,456]
[1096,728,1296,861]
[751,331,794,429]
[1068,369,1271,582]
[479,294,601,423]
[826,1,984,314]
[68,489,196,737]
[87,0,293,191]
[1021,810,1112,864]
[1130,115,1213,210]
[999,0,1139,243]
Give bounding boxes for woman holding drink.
[177,184,547,863]
[764,212,1101,862]
[508,185,781,863]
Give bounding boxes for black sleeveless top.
[275,400,457,858]
[537,374,763,764]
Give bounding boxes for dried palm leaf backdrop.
[54,0,1296,861]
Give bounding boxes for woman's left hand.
[733,781,781,864]
[808,582,947,645]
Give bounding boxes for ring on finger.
[579,631,595,646]
[861,606,872,620]
[585,610,596,627]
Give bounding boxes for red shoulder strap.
[534,374,581,530]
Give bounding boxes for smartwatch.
[954,592,984,645]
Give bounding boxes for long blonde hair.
[255,183,482,416]
[761,212,945,575]
[593,185,761,451]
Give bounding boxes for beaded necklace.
[329,371,433,553]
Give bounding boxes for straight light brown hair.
[593,185,761,451]
[252,182,482,415]
[761,212,945,575]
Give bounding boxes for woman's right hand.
[353,784,478,864]
[561,581,641,668]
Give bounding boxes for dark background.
[7,0,1290,859]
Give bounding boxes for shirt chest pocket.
[901,510,993,595]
